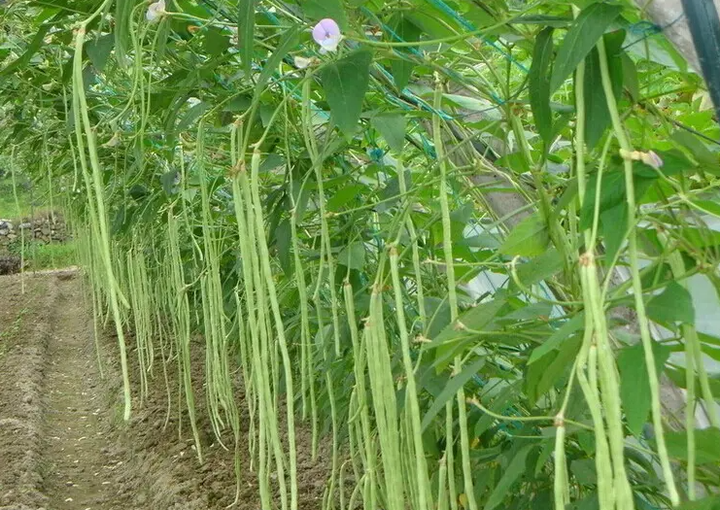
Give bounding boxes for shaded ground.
[0,271,329,510]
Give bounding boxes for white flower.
[293,56,314,69]
[146,0,166,23]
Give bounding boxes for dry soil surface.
[0,271,329,510]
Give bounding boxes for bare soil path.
[42,272,122,509]
[1,271,130,510]
[0,270,330,510]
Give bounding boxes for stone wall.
[0,212,70,248]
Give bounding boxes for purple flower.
[312,18,342,54]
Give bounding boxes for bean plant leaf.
[238,0,257,77]
[528,313,584,365]
[255,26,300,96]
[646,281,696,325]
[483,444,534,510]
[550,3,623,92]
[671,130,718,167]
[677,495,720,510]
[420,356,485,431]
[617,340,672,436]
[622,52,640,102]
[275,219,293,276]
[319,50,373,136]
[203,27,231,57]
[584,30,625,148]
[528,334,581,403]
[600,203,627,263]
[690,199,720,219]
[338,242,365,270]
[371,114,407,153]
[86,34,115,73]
[0,24,51,78]
[514,247,564,289]
[499,213,549,257]
[301,0,348,30]
[390,14,422,90]
[666,427,720,465]
[529,27,554,145]
[429,298,505,372]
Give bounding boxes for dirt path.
[0,271,129,510]
[0,270,330,510]
[41,272,122,509]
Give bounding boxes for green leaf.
[255,26,300,96]
[677,495,720,510]
[570,458,597,485]
[390,14,422,90]
[529,334,581,403]
[327,184,365,211]
[621,52,640,102]
[420,356,485,431]
[371,114,407,153]
[483,444,534,510]
[580,166,656,231]
[617,340,672,436]
[666,427,720,465]
[691,199,720,219]
[203,27,231,57]
[86,33,115,73]
[514,248,564,288]
[319,50,373,136]
[529,27,554,145]
[275,219,292,276]
[0,24,51,78]
[177,101,210,132]
[584,31,625,148]
[671,130,718,167]
[528,313,584,365]
[600,203,627,263]
[646,281,696,325]
[428,298,505,348]
[499,213,549,257]
[550,3,623,92]
[338,242,365,270]
[301,0,348,30]
[238,0,257,77]
[511,15,572,28]
[160,170,179,195]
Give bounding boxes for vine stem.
[597,38,680,507]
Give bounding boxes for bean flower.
[312,18,342,54]
[146,0,166,23]
[619,148,664,170]
[293,56,315,69]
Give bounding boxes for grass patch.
[0,176,59,220]
[25,242,77,270]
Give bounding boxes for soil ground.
[0,271,329,510]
